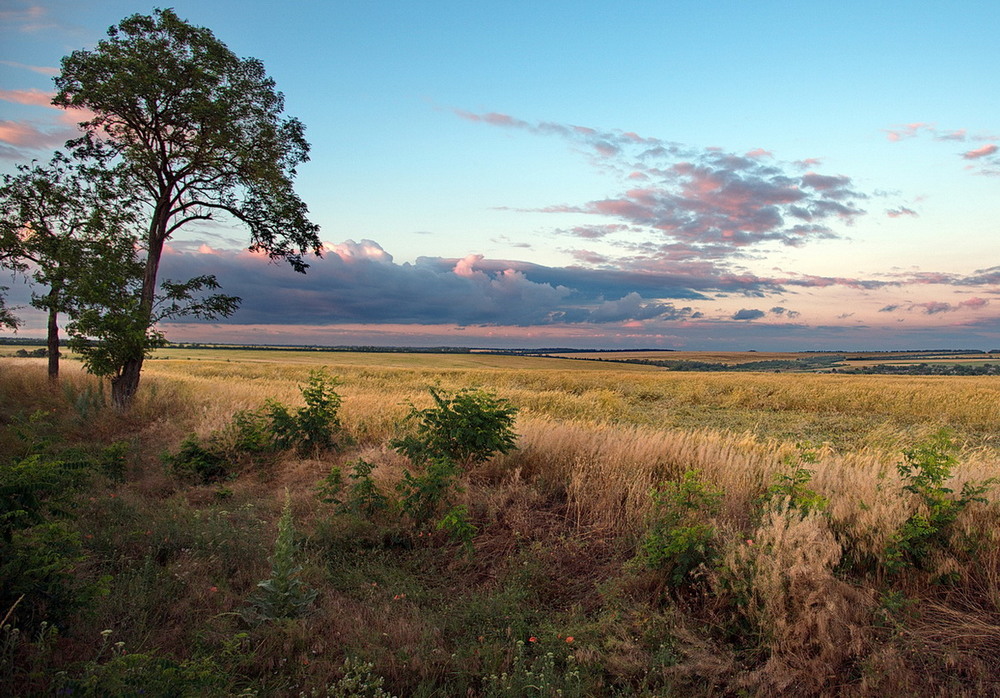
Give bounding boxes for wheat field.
[3,352,1000,696]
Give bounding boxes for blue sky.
[2,0,999,349]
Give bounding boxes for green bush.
[393,387,517,468]
[638,470,723,587]
[162,434,229,483]
[397,456,461,529]
[266,370,342,456]
[884,430,994,575]
[761,445,828,517]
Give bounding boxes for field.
[3,351,1000,696]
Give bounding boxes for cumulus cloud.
[157,240,704,328]
[454,109,867,262]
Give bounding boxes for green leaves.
[394,387,518,468]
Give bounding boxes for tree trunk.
[111,357,143,409]
[46,293,60,383]
[112,213,168,409]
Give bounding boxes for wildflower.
[209,586,218,593]
[565,636,574,643]
[528,636,537,643]
[746,539,754,545]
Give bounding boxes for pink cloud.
[0,60,59,76]
[959,297,988,310]
[0,120,61,148]
[0,88,54,107]
[962,144,998,160]
[746,148,772,159]
[884,122,932,141]
[886,207,918,218]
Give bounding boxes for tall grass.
[3,354,999,695]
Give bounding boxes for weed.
[483,638,583,697]
[300,656,397,697]
[247,492,317,621]
[162,434,229,483]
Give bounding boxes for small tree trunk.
[46,298,60,383]
[111,357,143,409]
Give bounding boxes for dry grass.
[4,352,1000,696]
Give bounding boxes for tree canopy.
[0,152,142,380]
[51,8,321,406]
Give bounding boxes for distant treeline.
[164,343,474,354]
[575,355,846,372]
[834,363,1000,376]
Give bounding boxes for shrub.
[393,387,517,468]
[266,370,342,456]
[638,470,723,587]
[883,430,995,575]
[397,456,461,529]
[761,445,828,517]
[317,459,391,519]
[162,434,229,484]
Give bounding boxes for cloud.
[455,109,866,261]
[732,308,766,321]
[962,144,998,160]
[157,240,704,328]
[886,207,918,218]
[884,122,1000,176]
[770,306,801,319]
[877,298,990,315]
[0,60,59,76]
[0,88,54,107]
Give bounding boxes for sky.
[1,0,999,350]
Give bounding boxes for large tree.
[53,8,321,406]
[0,152,141,381]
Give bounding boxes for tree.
[0,152,141,381]
[53,8,321,407]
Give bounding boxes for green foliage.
[55,632,230,697]
[0,452,88,543]
[300,656,397,697]
[163,372,342,483]
[264,371,342,456]
[436,504,478,554]
[397,457,462,529]
[54,7,321,406]
[394,387,517,468]
[320,459,390,518]
[761,445,828,517]
[483,639,583,698]
[162,434,229,484]
[1,522,94,627]
[247,493,317,621]
[639,471,723,587]
[884,430,995,574]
